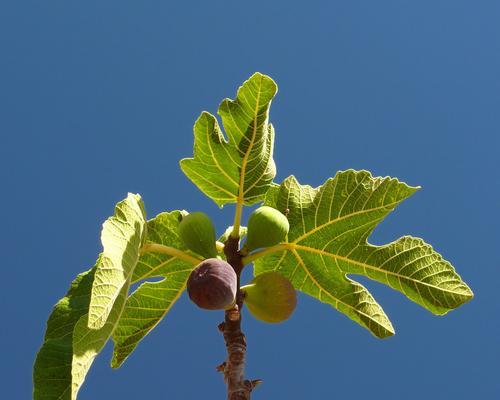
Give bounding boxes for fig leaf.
[180,72,277,207]
[255,170,473,338]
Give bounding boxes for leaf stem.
[140,243,202,265]
[230,201,244,239]
[241,243,290,265]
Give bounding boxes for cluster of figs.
[179,206,297,323]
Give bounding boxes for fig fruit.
[243,206,289,252]
[241,272,297,323]
[178,212,217,258]
[187,258,237,310]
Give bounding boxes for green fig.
[178,212,217,258]
[242,272,297,323]
[243,206,289,252]
[187,258,237,310]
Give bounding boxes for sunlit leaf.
[34,268,96,400]
[112,211,194,367]
[180,72,277,207]
[255,170,473,337]
[88,193,147,329]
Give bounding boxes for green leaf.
[34,257,128,400]
[34,209,196,399]
[111,275,189,368]
[88,193,147,329]
[33,268,96,400]
[180,72,277,207]
[132,211,191,281]
[112,211,195,367]
[71,266,128,399]
[255,170,473,337]
[34,192,149,399]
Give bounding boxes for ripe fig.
[187,258,237,310]
[243,206,289,252]
[178,212,217,258]
[241,272,297,323]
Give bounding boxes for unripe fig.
[241,272,297,323]
[178,212,217,258]
[243,206,289,252]
[187,258,237,310]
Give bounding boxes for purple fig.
[187,258,237,310]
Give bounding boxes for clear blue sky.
[2,1,499,399]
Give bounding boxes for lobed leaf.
[88,193,147,329]
[255,170,473,337]
[35,194,152,399]
[180,72,277,207]
[132,211,191,281]
[111,275,189,368]
[33,268,96,400]
[71,267,128,399]
[112,211,195,367]
[34,258,129,400]
[256,249,394,337]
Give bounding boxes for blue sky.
[1,1,499,398]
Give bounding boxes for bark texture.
[220,237,258,400]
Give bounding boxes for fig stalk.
[219,236,257,400]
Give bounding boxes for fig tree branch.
[220,235,258,400]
